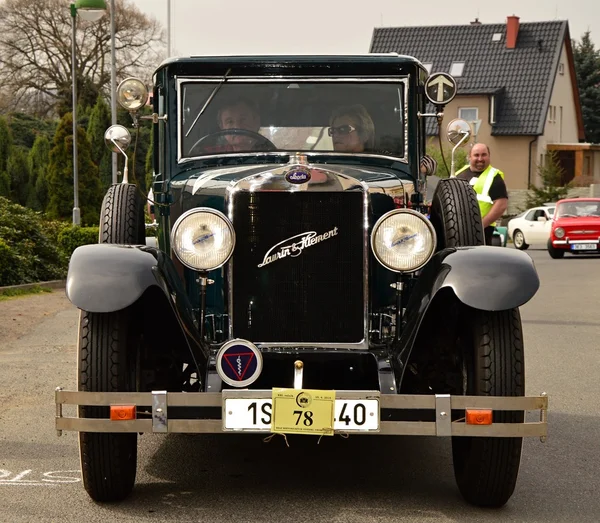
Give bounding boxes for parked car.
[491,225,508,247]
[507,204,556,249]
[55,55,547,507]
[548,197,600,258]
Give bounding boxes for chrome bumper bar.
[55,388,548,440]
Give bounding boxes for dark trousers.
[484,226,495,245]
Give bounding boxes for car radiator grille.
[231,191,365,343]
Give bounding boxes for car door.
[526,208,548,243]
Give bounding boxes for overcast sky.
[131,0,597,57]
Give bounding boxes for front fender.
[395,246,539,383]
[66,244,160,313]
[429,245,539,311]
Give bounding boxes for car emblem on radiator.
[285,168,311,184]
[257,227,339,268]
[216,339,263,387]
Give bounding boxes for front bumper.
[551,238,600,249]
[55,389,548,439]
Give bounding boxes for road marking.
[0,470,80,486]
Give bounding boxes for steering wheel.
[188,129,277,156]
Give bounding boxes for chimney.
[470,18,481,25]
[506,15,520,49]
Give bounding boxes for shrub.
[58,226,99,258]
[0,197,67,286]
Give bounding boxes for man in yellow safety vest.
[455,143,508,245]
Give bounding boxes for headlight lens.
[554,227,565,239]
[171,209,235,271]
[117,78,148,111]
[371,209,436,273]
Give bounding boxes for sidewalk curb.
[0,280,66,295]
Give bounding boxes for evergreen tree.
[47,112,102,225]
[87,95,112,191]
[573,32,600,143]
[525,151,570,209]
[0,115,12,173]
[27,135,51,211]
[6,147,31,206]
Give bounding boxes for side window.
[524,210,536,221]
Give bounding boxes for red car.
[548,197,600,258]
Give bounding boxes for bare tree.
[0,0,165,117]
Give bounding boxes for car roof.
[556,197,600,203]
[154,54,425,77]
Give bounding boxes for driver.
[217,98,262,151]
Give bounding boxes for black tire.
[452,308,524,507]
[547,239,565,259]
[99,184,145,244]
[430,178,485,248]
[78,308,140,502]
[513,229,529,250]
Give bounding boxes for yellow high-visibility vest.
[455,165,505,226]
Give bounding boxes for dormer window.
[450,61,465,77]
[492,33,503,42]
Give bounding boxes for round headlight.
[117,78,149,111]
[171,209,235,271]
[371,209,436,273]
[554,227,565,239]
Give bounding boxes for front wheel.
[513,229,529,250]
[452,308,524,507]
[78,308,140,501]
[547,239,565,259]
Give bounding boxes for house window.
[450,61,465,77]
[548,105,556,123]
[492,33,502,42]
[459,107,478,122]
[558,63,565,75]
[423,62,433,74]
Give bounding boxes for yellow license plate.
[271,388,335,436]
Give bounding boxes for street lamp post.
[70,0,106,226]
[110,0,117,184]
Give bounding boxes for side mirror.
[537,216,547,223]
[446,119,472,177]
[104,125,132,183]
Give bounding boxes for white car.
[508,204,556,250]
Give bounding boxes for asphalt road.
[1,247,599,523]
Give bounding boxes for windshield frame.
[176,76,409,165]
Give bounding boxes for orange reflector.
[466,409,493,425]
[110,405,136,421]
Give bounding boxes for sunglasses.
[328,124,357,136]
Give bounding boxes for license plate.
[571,243,598,250]
[223,394,380,433]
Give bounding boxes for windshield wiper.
[185,67,231,138]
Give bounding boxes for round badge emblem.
[216,339,263,387]
[285,168,311,184]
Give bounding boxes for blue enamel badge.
[285,169,311,184]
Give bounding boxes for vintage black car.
[56,54,548,507]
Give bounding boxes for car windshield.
[179,79,406,160]
[556,201,600,218]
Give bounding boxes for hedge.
[0,197,100,286]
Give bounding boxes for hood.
[168,161,416,220]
